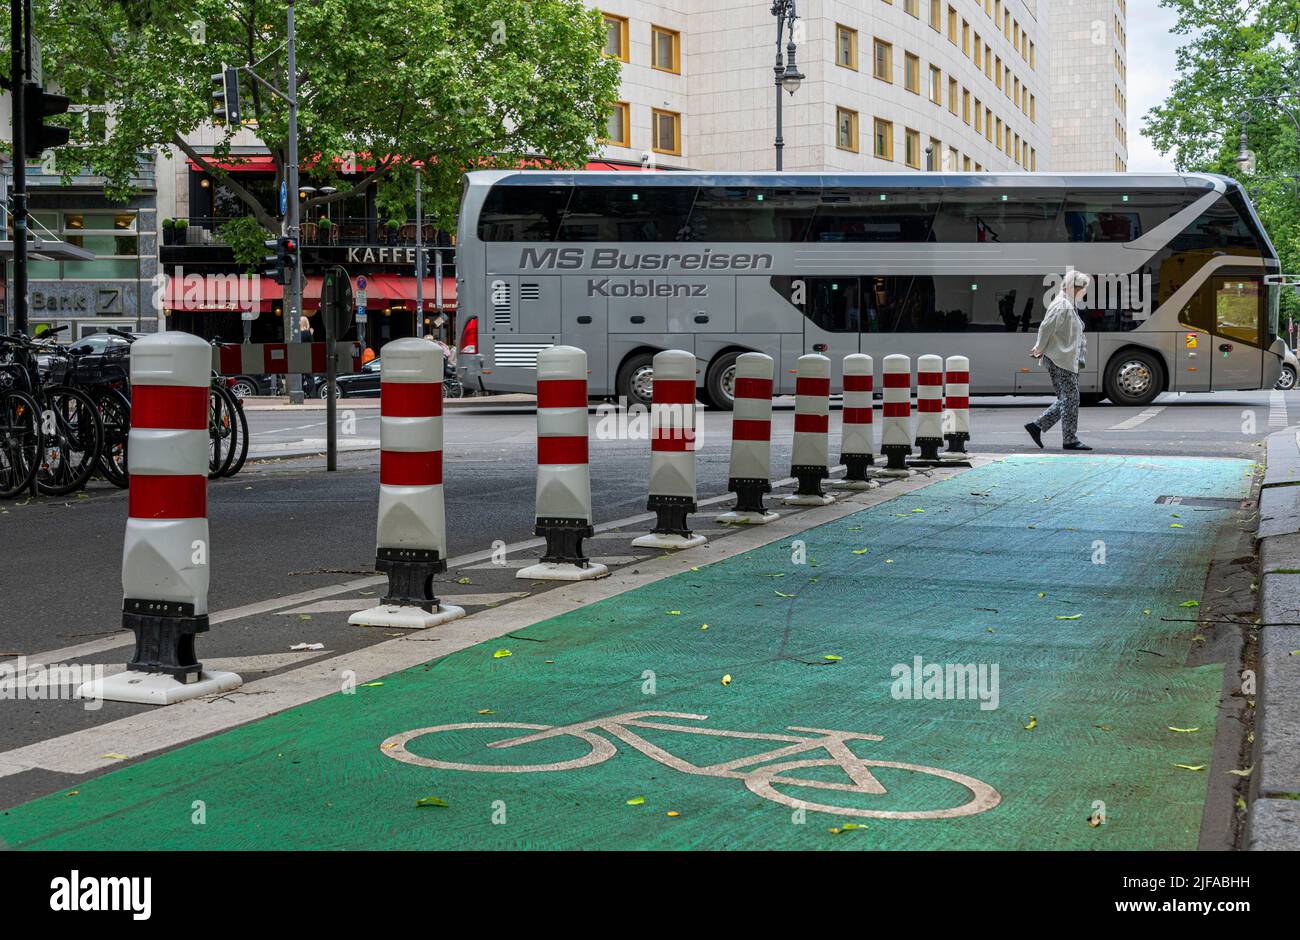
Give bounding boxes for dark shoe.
[1024,422,1044,448]
[1063,441,1093,451]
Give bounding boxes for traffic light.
[262,236,298,285]
[263,238,283,285]
[210,66,241,125]
[22,82,70,158]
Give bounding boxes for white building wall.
[1047,0,1128,171]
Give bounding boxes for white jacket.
[1034,294,1087,374]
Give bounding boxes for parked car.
[327,357,463,399]
[1277,343,1298,391]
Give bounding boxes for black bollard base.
[729,477,771,515]
[376,546,446,613]
[535,516,595,568]
[648,493,697,538]
[908,436,944,467]
[944,431,971,454]
[792,464,829,497]
[123,598,209,683]
[881,444,912,473]
[841,453,874,482]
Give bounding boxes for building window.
[837,107,860,152]
[1031,148,1037,171]
[874,39,893,82]
[948,146,958,171]
[1030,94,1036,122]
[963,154,972,171]
[995,55,1002,88]
[875,118,895,160]
[603,101,630,147]
[948,77,958,114]
[986,108,993,141]
[929,0,941,31]
[962,88,971,123]
[602,13,628,61]
[651,25,680,73]
[42,210,141,280]
[927,137,940,170]
[652,108,681,155]
[974,97,982,132]
[905,52,921,93]
[929,65,942,104]
[905,127,921,168]
[905,0,919,18]
[1030,41,1035,69]
[962,20,970,55]
[836,24,858,70]
[974,33,981,68]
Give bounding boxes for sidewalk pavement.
[0,455,1252,850]
[1249,430,1300,849]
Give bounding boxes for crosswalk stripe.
[1107,406,1166,431]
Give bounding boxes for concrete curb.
[1250,428,1300,849]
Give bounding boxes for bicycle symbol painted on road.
[380,710,1002,820]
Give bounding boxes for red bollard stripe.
[310,343,327,374]
[652,431,696,452]
[538,435,589,464]
[794,413,829,433]
[733,377,773,399]
[883,373,911,388]
[946,396,970,409]
[843,407,873,424]
[918,399,944,413]
[795,377,831,397]
[129,474,207,519]
[843,375,872,392]
[537,379,589,409]
[653,379,697,405]
[732,418,772,441]
[917,371,944,385]
[131,385,207,430]
[380,449,443,485]
[883,402,911,417]
[947,371,970,383]
[381,382,441,418]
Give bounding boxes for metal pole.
[773,8,784,172]
[415,166,424,335]
[286,0,303,403]
[10,0,28,335]
[325,271,337,471]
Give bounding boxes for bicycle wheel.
[208,386,236,479]
[380,722,616,773]
[220,388,249,478]
[94,387,130,489]
[0,391,43,499]
[35,386,104,496]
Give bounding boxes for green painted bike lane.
[0,455,1251,850]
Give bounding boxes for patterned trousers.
[1035,358,1080,445]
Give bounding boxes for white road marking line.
[1107,406,1166,431]
[10,474,812,668]
[0,463,972,779]
[1269,389,1288,428]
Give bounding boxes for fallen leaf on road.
[477,709,494,715]
[1173,763,1206,772]
[666,610,681,615]
[851,548,870,555]
[626,796,646,806]
[700,624,709,631]
[1226,766,1254,777]
[381,742,399,750]
[1168,726,1200,734]
[1095,724,1112,732]
[362,682,384,687]
[824,654,843,662]
[492,649,512,659]
[297,614,312,621]
[666,811,680,817]
[416,796,449,808]
[1023,716,1037,731]
[99,754,128,760]
[457,577,472,585]
[1236,798,1248,810]
[1170,523,1184,529]
[1179,600,1200,608]
[775,591,795,598]
[1037,592,1045,598]
[885,559,894,564]
[829,822,868,834]
[1056,614,1082,620]
[65,791,78,797]
[721,674,732,686]
[1088,810,1103,828]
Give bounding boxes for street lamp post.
[771,0,805,171]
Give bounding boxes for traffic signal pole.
[285,0,303,404]
[10,0,28,336]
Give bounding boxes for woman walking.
[1024,271,1093,451]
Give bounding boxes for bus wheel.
[704,353,740,412]
[1103,350,1164,407]
[617,353,656,409]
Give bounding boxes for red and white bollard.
[77,332,241,705]
[785,353,835,505]
[717,352,778,525]
[350,338,465,629]
[911,354,945,465]
[518,346,608,581]
[632,349,706,549]
[943,355,972,463]
[879,354,913,477]
[834,353,878,490]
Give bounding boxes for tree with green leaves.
[5,0,621,237]
[1144,0,1300,318]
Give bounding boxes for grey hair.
[1060,270,1092,295]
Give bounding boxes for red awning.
[358,274,456,310]
[163,274,283,312]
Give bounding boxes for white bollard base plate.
[516,562,611,581]
[77,669,243,707]
[831,479,880,491]
[876,468,913,478]
[348,604,467,630]
[715,510,780,526]
[631,532,708,550]
[940,453,972,464]
[783,493,836,506]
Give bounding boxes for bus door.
[1209,276,1264,391]
[561,276,609,392]
[800,276,861,390]
[1173,329,1211,392]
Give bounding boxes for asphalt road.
[0,388,1281,800]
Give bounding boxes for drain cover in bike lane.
[0,455,1247,850]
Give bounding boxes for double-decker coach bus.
[456,170,1282,409]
